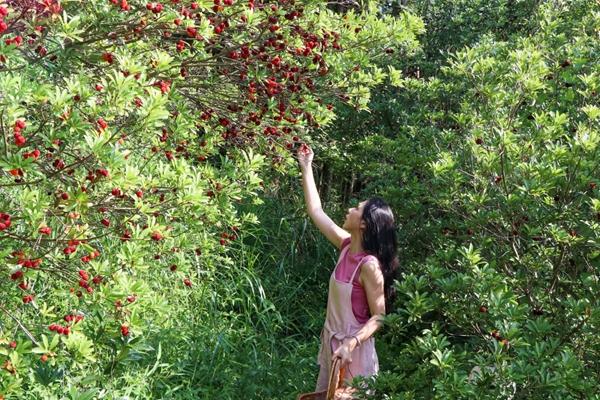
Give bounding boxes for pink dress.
[315,242,379,390]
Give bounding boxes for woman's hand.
[332,337,357,367]
[296,143,313,170]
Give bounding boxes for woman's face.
[343,200,367,231]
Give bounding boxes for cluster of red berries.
[154,80,171,94]
[97,117,108,131]
[0,213,11,231]
[63,239,82,255]
[77,269,103,295]
[23,148,41,160]
[17,258,42,269]
[48,324,70,335]
[80,249,101,263]
[4,35,22,47]
[13,120,26,147]
[0,6,8,34]
[40,0,62,14]
[146,2,164,13]
[109,0,131,11]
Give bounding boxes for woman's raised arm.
[297,144,350,249]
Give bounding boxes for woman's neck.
[348,232,365,254]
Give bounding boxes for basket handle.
[326,357,345,400]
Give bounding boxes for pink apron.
[315,246,379,390]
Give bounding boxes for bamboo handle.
[327,358,345,400]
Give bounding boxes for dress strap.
[349,255,377,284]
[332,243,351,276]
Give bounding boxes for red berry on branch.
[102,52,114,64]
[151,231,163,241]
[10,270,23,280]
[121,324,129,336]
[23,295,34,304]
[39,226,52,235]
[183,278,192,287]
[186,26,197,37]
[95,84,104,91]
[101,218,110,227]
[97,118,108,131]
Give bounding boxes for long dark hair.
[361,197,399,314]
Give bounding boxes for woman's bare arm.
[298,145,350,249]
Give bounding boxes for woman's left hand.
[333,338,355,367]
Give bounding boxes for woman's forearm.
[300,163,322,214]
[346,315,383,351]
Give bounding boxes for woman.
[297,144,399,390]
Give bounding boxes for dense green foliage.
[311,0,600,398]
[1,0,599,398]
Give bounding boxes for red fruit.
[121,324,129,336]
[112,188,122,197]
[14,120,26,130]
[78,270,89,281]
[40,354,48,363]
[18,281,28,290]
[151,231,163,241]
[475,137,483,145]
[170,264,177,271]
[53,159,66,169]
[186,26,197,37]
[9,341,16,349]
[134,97,143,107]
[92,275,103,284]
[0,6,8,17]
[95,84,104,91]
[96,168,110,178]
[174,18,182,25]
[97,118,108,131]
[60,192,69,200]
[63,245,77,255]
[219,238,227,246]
[14,133,26,146]
[10,270,23,280]
[183,278,192,287]
[23,295,34,304]
[102,52,114,64]
[479,305,488,313]
[120,230,132,241]
[126,295,136,303]
[135,190,143,198]
[101,218,110,227]
[8,169,22,177]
